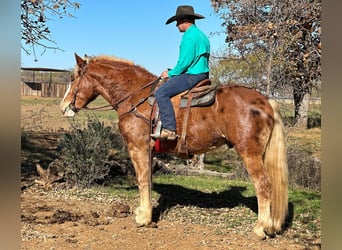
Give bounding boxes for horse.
[60,53,288,240]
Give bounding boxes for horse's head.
[60,53,99,117]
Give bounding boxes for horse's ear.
[74,53,87,69]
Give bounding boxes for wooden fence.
[21,81,69,98]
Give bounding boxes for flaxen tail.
[265,99,288,232]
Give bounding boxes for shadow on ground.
[152,182,294,231]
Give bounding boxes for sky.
[21,1,227,75]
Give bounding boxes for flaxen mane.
[74,54,154,80]
[91,55,135,65]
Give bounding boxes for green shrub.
[57,115,116,188]
[308,109,321,128]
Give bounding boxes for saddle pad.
[148,89,216,108]
[180,89,216,107]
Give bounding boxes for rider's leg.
[154,73,208,131]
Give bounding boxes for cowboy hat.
[165,5,205,25]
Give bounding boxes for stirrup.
[151,129,177,140]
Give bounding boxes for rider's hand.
[160,69,169,79]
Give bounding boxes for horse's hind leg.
[240,153,273,240]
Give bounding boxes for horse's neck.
[99,78,148,108]
[99,81,128,106]
[91,63,156,107]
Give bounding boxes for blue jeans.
[155,73,209,131]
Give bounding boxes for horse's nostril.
[69,103,77,112]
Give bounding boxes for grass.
[93,176,138,200]
[82,97,119,121]
[289,189,321,231]
[153,174,252,195]
[93,175,256,202]
[21,96,61,106]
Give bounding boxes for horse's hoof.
[134,207,152,226]
[253,225,267,241]
[147,222,158,228]
[136,222,157,228]
[264,227,277,238]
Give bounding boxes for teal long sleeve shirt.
[168,24,210,77]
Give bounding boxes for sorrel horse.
[60,53,288,239]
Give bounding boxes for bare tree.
[21,0,80,61]
[211,0,321,127]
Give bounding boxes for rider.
[151,5,210,140]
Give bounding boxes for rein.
[81,78,158,123]
[115,78,159,123]
[83,104,114,111]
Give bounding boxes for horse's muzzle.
[61,103,77,117]
[69,102,79,113]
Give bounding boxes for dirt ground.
[21,184,314,250]
[21,99,320,249]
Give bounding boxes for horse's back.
[214,84,274,117]
[197,84,275,150]
[216,84,270,103]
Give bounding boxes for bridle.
[69,63,88,113]
[69,86,81,112]
[69,67,159,123]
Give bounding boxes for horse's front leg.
[127,143,152,226]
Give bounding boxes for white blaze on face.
[61,82,71,103]
[60,83,76,117]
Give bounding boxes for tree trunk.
[294,92,310,128]
[265,39,274,97]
